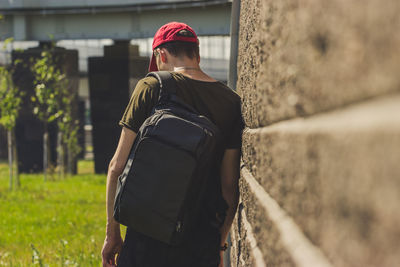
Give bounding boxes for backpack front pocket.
[119,138,197,243]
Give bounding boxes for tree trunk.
[12,128,20,187]
[67,146,72,175]
[43,124,48,182]
[7,129,13,190]
[57,131,64,179]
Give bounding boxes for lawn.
[0,160,119,266]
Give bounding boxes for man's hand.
[102,235,123,267]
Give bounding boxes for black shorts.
[117,226,221,267]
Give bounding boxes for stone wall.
[230,0,400,266]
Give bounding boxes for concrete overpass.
[0,0,232,41]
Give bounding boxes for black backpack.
[113,71,227,245]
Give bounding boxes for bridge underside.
[0,2,231,41]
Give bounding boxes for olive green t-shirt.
[119,72,243,149]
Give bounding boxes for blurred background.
[0,0,233,174]
[0,1,237,266]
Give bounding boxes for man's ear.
[160,49,168,63]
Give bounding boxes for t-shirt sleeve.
[226,100,245,149]
[118,77,159,133]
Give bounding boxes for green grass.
[0,160,113,266]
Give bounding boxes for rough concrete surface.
[230,216,240,266]
[234,0,400,265]
[237,176,296,267]
[237,0,400,128]
[241,94,400,267]
[237,0,264,128]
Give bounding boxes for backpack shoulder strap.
[121,72,174,178]
[146,71,200,114]
[146,71,176,103]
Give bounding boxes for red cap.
[149,22,199,72]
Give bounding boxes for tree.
[30,46,65,181]
[0,63,23,190]
[30,43,81,180]
[0,11,23,190]
[53,69,81,178]
[57,90,81,176]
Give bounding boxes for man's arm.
[102,127,137,267]
[219,148,241,246]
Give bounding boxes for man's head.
[149,22,200,72]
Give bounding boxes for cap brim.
[148,54,158,72]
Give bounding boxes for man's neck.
[173,66,201,72]
[161,57,217,82]
[170,65,217,82]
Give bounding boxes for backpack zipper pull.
[176,221,183,232]
[204,128,213,137]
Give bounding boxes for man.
[102,22,243,267]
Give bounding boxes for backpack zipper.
[176,220,183,233]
